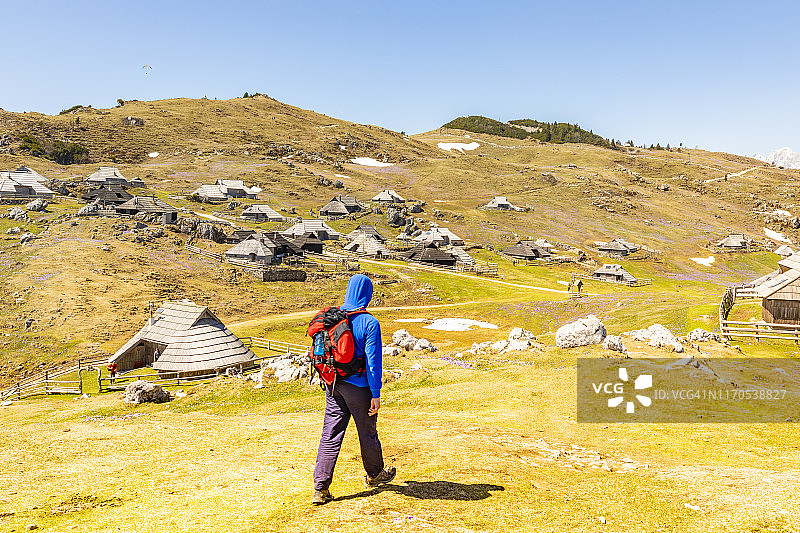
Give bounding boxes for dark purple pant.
[313,381,384,491]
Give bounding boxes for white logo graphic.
[608,368,652,413]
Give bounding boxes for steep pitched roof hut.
[402,243,457,266]
[597,238,638,256]
[503,241,551,260]
[413,225,464,246]
[87,167,131,186]
[191,184,228,203]
[483,196,522,211]
[0,170,56,199]
[715,234,748,250]
[319,198,350,217]
[216,179,259,199]
[774,245,795,258]
[82,184,133,205]
[225,237,275,264]
[5,166,47,182]
[344,233,390,257]
[282,219,341,241]
[371,189,405,203]
[116,196,179,224]
[240,204,284,222]
[591,264,638,284]
[226,228,257,244]
[450,246,475,265]
[110,301,255,375]
[292,232,324,254]
[346,225,386,243]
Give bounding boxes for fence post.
[44,370,49,395]
[97,370,103,393]
[17,382,21,400]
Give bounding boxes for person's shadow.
[336,480,504,502]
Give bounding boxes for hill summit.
[442,115,613,148]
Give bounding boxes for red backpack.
[307,306,369,386]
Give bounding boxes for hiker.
[153,348,160,362]
[576,279,584,293]
[107,362,117,384]
[312,274,396,505]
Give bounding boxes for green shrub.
[49,140,90,165]
[18,133,45,156]
[59,105,84,115]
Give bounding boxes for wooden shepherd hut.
[591,264,638,284]
[503,241,551,260]
[109,300,255,375]
[755,269,800,324]
[401,243,457,266]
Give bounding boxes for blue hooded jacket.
[340,274,382,398]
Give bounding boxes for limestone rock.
[392,329,418,350]
[6,226,22,234]
[124,380,171,404]
[19,233,37,244]
[25,198,48,212]
[383,346,402,356]
[602,335,627,354]
[687,328,724,343]
[626,324,684,353]
[412,338,438,352]
[555,315,607,348]
[77,201,101,217]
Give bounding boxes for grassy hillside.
[2,96,800,532]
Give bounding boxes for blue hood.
[341,274,373,311]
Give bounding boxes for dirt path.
[703,166,761,183]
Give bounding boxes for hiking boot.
[311,489,334,505]
[365,466,396,487]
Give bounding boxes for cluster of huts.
[77,167,181,223]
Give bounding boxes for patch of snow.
[339,145,346,151]
[334,174,351,179]
[557,280,569,286]
[764,227,792,243]
[148,152,159,158]
[438,142,480,153]
[351,157,393,167]
[423,318,499,332]
[395,318,428,323]
[690,256,715,267]
[251,186,262,194]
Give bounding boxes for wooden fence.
[0,356,107,401]
[719,286,800,342]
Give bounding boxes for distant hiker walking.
[311,274,396,505]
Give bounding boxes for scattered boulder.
[392,329,418,350]
[625,324,684,353]
[226,200,240,210]
[386,208,406,227]
[6,226,22,234]
[555,315,607,348]
[124,380,171,404]
[25,198,48,212]
[266,352,310,383]
[687,328,725,343]
[409,363,423,372]
[19,233,37,244]
[383,346,402,356]
[77,201,101,217]
[412,338,438,352]
[7,206,27,221]
[333,180,344,189]
[602,335,627,354]
[504,327,538,351]
[46,178,69,196]
[1,400,12,407]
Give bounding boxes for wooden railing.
[1,356,107,401]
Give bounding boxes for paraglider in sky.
[142,65,152,74]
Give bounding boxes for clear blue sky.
[1,0,797,156]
